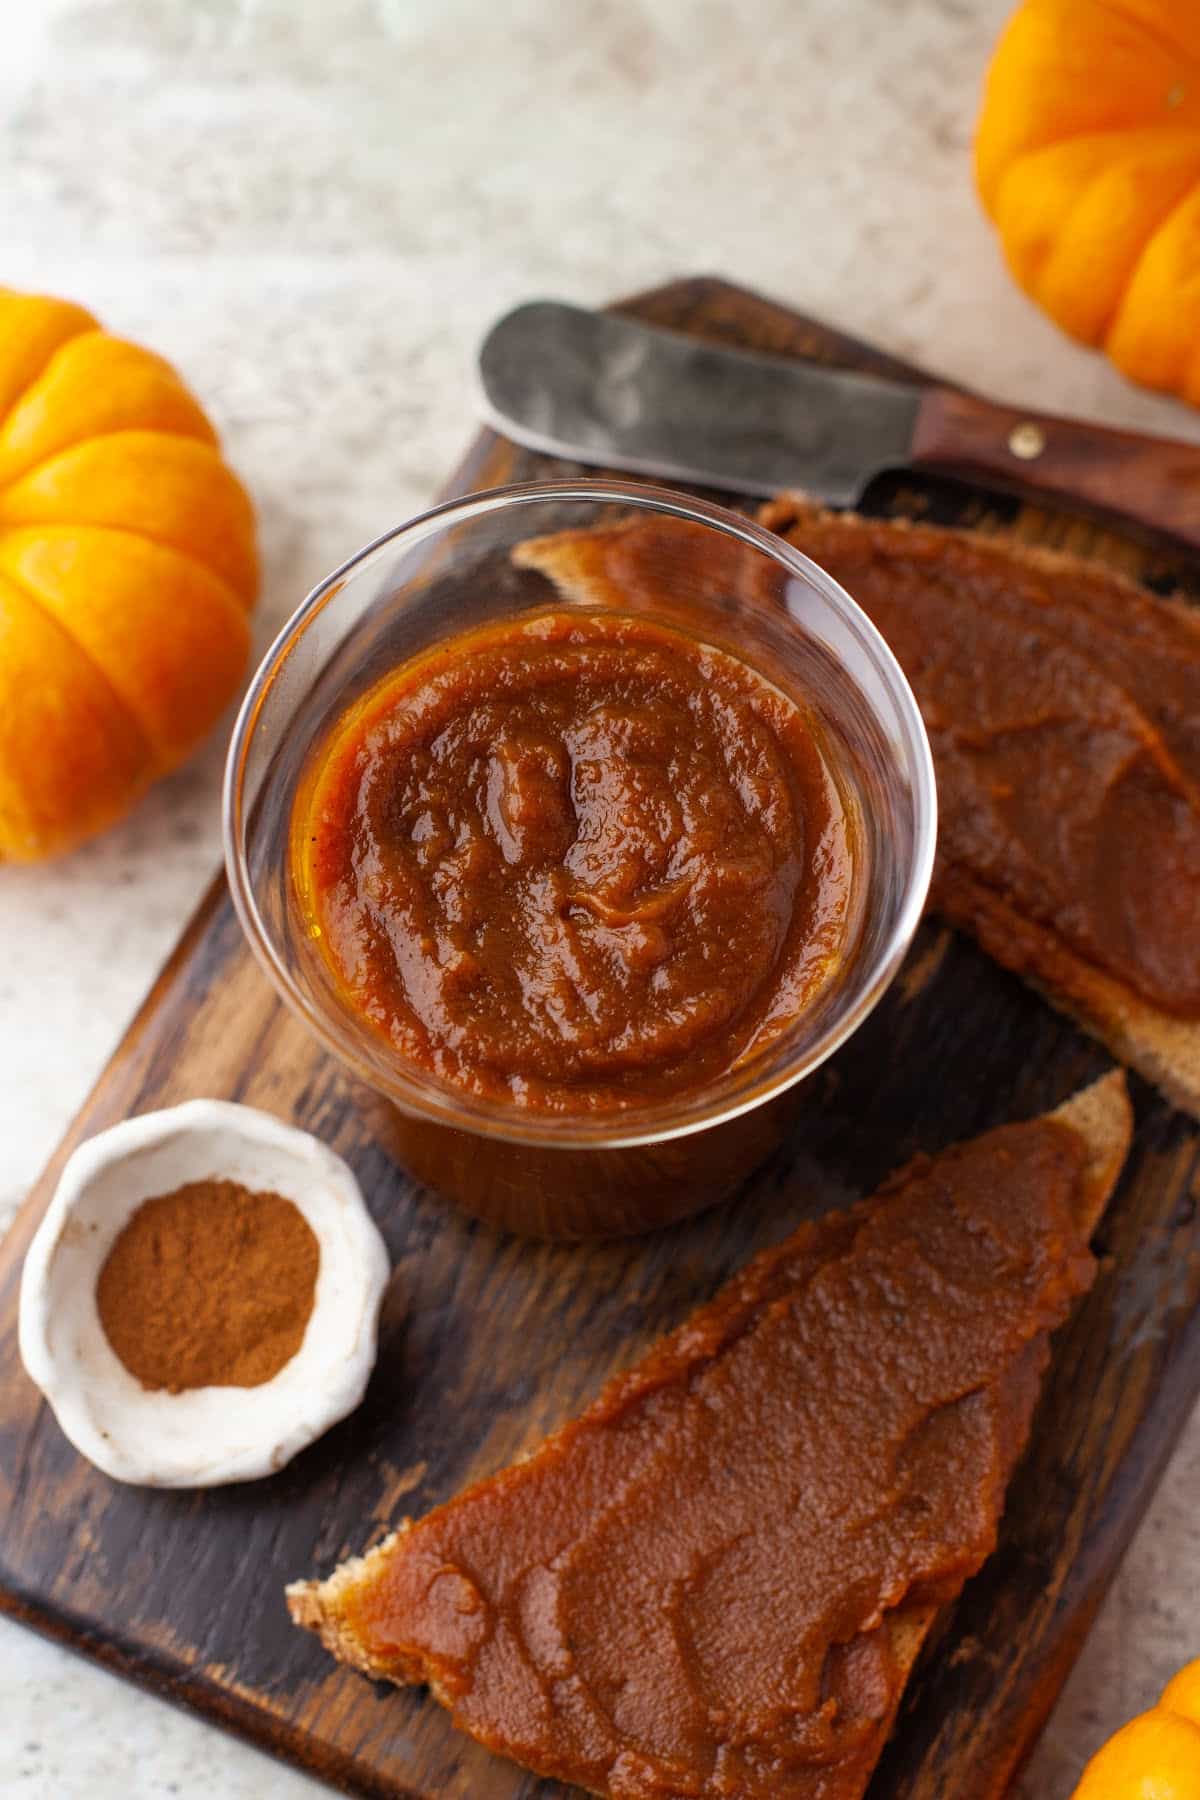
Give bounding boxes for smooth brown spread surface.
[762,505,1200,1018]
[335,1117,1093,1800]
[295,610,856,1111]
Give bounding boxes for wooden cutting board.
[2,277,1199,1800]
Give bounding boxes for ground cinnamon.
[96,1179,320,1392]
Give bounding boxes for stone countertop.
[2,1,1198,1794]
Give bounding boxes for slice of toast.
[515,507,1200,1118]
[289,1072,1131,1800]
[761,498,1200,1121]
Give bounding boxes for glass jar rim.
[223,477,937,1150]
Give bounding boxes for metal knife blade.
[478,299,1200,554]
[477,300,920,502]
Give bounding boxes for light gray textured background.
[2,1,1198,1794]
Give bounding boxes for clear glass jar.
[223,480,935,1238]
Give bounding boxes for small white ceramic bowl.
[18,1100,390,1487]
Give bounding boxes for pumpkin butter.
[295,610,857,1111]
[760,506,1200,1018]
[303,1115,1096,1799]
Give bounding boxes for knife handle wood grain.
[909,387,1200,554]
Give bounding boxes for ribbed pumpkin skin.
[1071,1655,1200,1798]
[976,1,1200,404]
[0,288,257,860]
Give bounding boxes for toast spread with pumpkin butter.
[289,1072,1131,1800]
[513,504,1200,1118]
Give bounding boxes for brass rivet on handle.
[1008,421,1046,461]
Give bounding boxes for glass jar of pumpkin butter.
[225,482,934,1238]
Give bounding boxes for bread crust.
[286,1531,406,1681]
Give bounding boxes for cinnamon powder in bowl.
[96,1178,320,1394]
[18,1101,389,1486]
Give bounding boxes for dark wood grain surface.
[1,277,1198,1800]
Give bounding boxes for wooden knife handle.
[910,386,1200,554]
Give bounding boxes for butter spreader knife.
[478,301,1200,553]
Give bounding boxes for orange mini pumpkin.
[0,287,257,860]
[1072,1656,1200,1799]
[976,1,1200,403]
